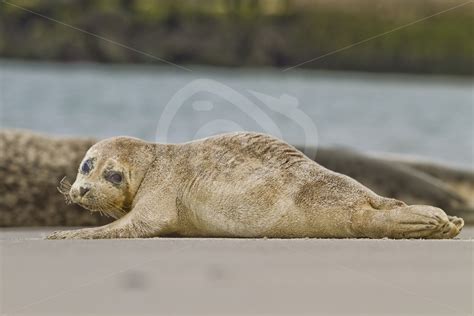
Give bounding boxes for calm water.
[1,60,473,167]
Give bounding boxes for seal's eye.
[81,159,93,174]
[106,172,123,184]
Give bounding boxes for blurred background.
[1,3,473,315]
[1,0,473,166]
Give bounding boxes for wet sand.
[1,227,473,315]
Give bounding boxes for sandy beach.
[1,227,472,315]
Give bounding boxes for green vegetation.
[1,0,473,74]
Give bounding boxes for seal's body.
[48,132,463,239]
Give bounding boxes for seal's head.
[66,137,155,219]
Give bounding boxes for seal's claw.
[46,230,71,240]
[46,229,90,239]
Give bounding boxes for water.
[1,60,473,167]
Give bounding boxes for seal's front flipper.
[46,217,170,239]
[350,205,463,239]
[46,228,103,239]
[46,218,162,239]
[46,195,178,239]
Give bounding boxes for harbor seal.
[3,129,471,227]
[47,132,464,239]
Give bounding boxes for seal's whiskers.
[102,200,127,219]
[57,176,73,204]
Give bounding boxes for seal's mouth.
[58,177,92,207]
[75,200,96,212]
[58,177,94,210]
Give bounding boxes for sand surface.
[1,227,473,316]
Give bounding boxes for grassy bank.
[1,0,473,74]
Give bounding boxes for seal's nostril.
[79,186,90,197]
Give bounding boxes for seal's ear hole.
[105,171,123,184]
